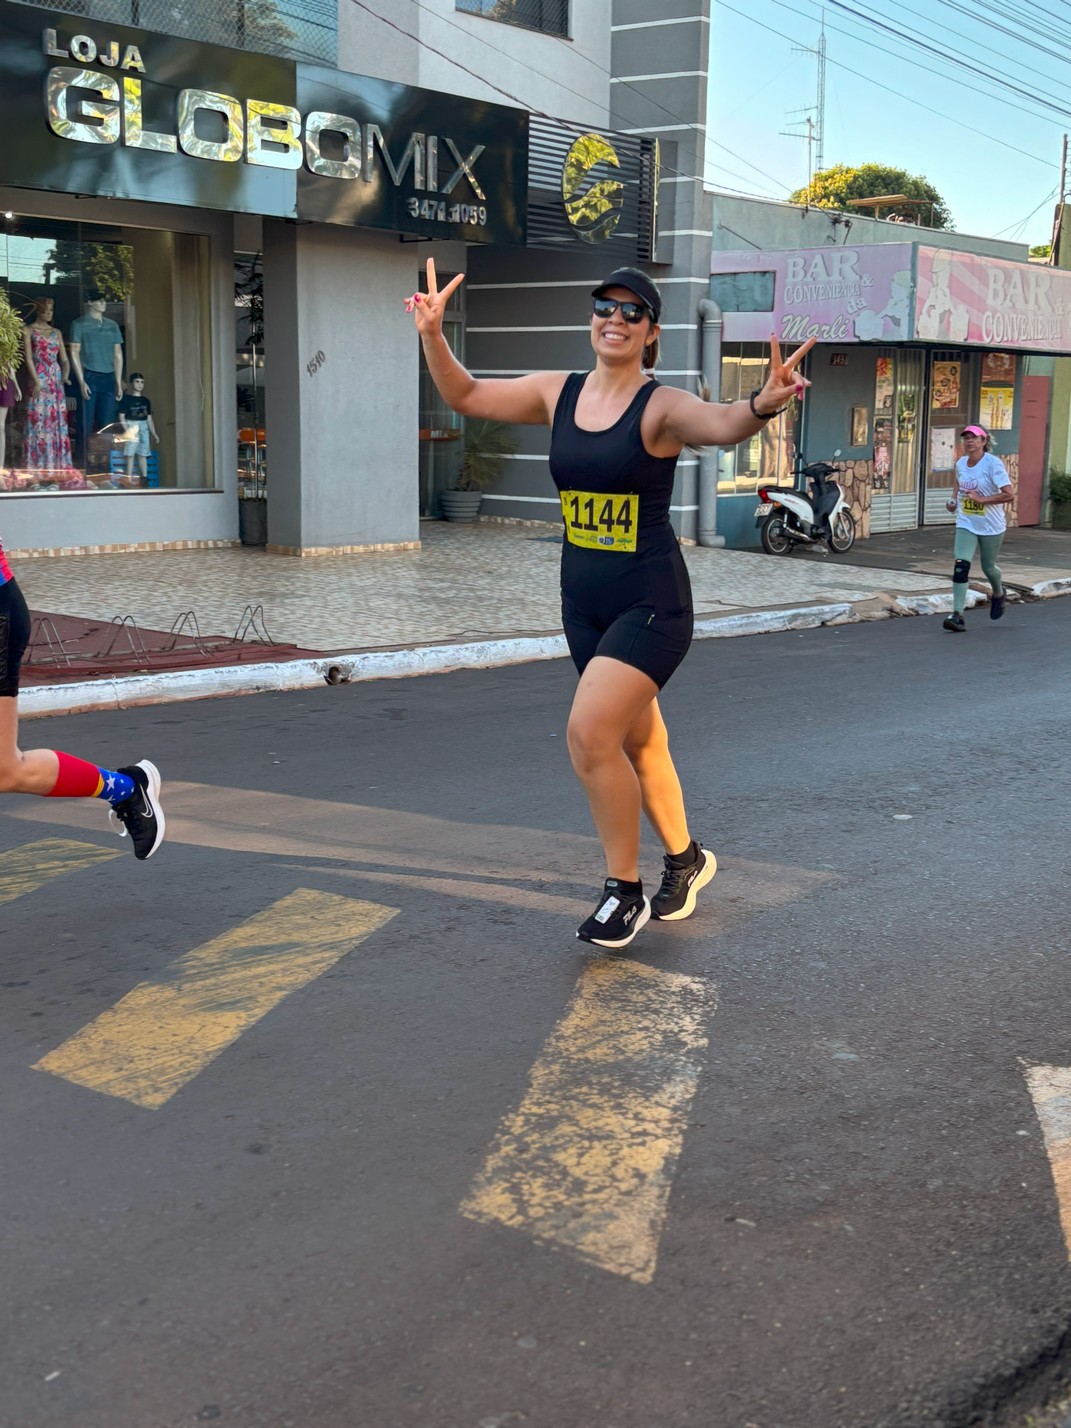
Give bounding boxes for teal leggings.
[953,528,1004,613]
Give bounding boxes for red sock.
[46,751,105,798]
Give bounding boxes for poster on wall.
[980,385,1015,430]
[873,417,892,489]
[850,406,869,446]
[875,356,894,413]
[983,352,1016,384]
[930,426,957,472]
[932,361,961,409]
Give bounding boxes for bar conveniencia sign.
[713,243,1071,353]
[0,0,528,244]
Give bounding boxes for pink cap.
[961,425,988,439]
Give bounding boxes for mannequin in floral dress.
[22,298,74,473]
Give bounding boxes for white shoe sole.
[578,897,652,950]
[652,850,718,921]
[129,758,166,859]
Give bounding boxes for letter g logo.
[562,133,624,244]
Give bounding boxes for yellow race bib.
[560,489,639,552]
[961,497,985,516]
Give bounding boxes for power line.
[993,186,1059,238]
[749,0,1071,140]
[818,0,1071,122]
[715,0,1059,172]
[349,0,794,197]
[778,0,1071,131]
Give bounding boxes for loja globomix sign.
[0,0,528,244]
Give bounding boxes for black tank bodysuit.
[549,372,693,690]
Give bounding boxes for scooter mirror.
[832,448,842,458]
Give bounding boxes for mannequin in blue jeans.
[68,290,123,467]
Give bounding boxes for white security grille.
[456,0,569,39]
[15,0,337,63]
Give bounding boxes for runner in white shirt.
[942,424,1014,633]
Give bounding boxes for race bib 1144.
[560,490,639,551]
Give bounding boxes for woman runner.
[411,261,813,949]
[0,537,165,858]
[942,424,1013,633]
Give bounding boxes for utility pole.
[781,113,816,202]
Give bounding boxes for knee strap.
[952,559,971,584]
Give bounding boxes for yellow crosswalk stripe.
[461,959,716,1284]
[0,837,121,907]
[1025,1064,1071,1258]
[34,888,398,1109]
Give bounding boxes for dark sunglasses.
[593,296,652,324]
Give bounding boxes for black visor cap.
[591,267,661,322]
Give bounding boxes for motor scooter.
[754,453,856,556]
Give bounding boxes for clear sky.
[705,0,1069,249]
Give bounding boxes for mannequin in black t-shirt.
[115,372,159,487]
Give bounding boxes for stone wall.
[838,459,874,540]
[1004,452,1020,528]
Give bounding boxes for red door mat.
[24,609,323,685]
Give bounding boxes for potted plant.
[1050,470,1071,530]
[440,418,517,522]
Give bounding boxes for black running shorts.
[0,579,31,698]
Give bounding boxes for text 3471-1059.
[407,198,487,225]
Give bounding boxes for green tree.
[1030,242,1052,259]
[789,163,953,230]
[48,240,135,301]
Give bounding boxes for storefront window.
[717,343,797,494]
[235,253,265,501]
[710,271,775,312]
[0,215,214,496]
[980,352,1016,431]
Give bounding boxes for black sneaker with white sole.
[109,759,166,860]
[943,612,966,633]
[576,879,651,950]
[651,846,718,921]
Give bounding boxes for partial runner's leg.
[952,528,979,615]
[977,534,1004,596]
[566,655,659,882]
[622,696,689,855]
[0,578,165,858]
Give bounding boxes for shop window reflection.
[0,214,215,495]
[717,345,796,495]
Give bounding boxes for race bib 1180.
[961,497,985,516]
[560,489,639,551]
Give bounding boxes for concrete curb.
[10,584,1036,719]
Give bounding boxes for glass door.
[923,349,970,525]
[870,348,924,531]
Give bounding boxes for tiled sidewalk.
[10,521,950,655]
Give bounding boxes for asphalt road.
[3,601,1071,1428]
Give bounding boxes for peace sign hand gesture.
[755,333,815,416]
[406,257,465,340]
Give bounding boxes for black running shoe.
[109,760,165,860]
[943,612,966,633]
[651,847,718,921]
[990,593,1005,621]
[576,880,651,950]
